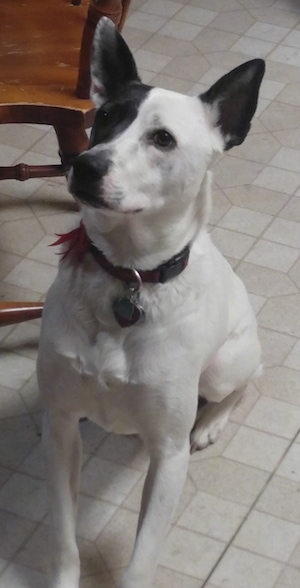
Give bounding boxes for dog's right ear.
[90,17,140,106]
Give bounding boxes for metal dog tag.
[113,270,145,328]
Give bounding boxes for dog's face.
[69,18,265,218]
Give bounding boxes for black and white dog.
[37,17,264,588]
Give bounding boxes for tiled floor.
[1,0,300,586]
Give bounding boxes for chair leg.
[54,124,89,167]
[0,302,44,326]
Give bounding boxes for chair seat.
[0,0,94,124]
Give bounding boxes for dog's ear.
[90,17,140,106]
[200,59,265,150]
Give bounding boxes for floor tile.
[0,473,48,522]
[142,34,197,57]
[189,456,269,507]
[283,29,300,49]
[279,197,300,223]
[159,20,203,41]
[258,327,297,368]
[245,395,300,438]
[249,7,300,28]
[214,156,262,188]
[275,566,300,588]
[264,217,300,249]
[245,240,299,272]
[126,11,168,32]
[269,45,300,68]
[290,256,300,289]
[161,54,209,81]
[0,562,45,588]
[210,545,282,588]
[211,228,255,260]
[0,352,36,390]
[192,0,241,11]
[0,217,45,256]
[175,6,217,27]
[223,425,289,472]
[0,510,36,559]
[260,101,300,132]
[161,527,225,580]
[80,456,142,506]
[256,365,300,407]
[134,49,173,72]
[0,124,47,151]
[254,166,300,194]
[4,258,57,294]
[237,262,298,297]
[155,566,200,588]
[76,494,117,542]
[231,37,275,59]
[277,444,300,482]
[95,433,148,472]
[234,510,300,562]
[224,185,288,216]
[257,475,300,524]
[140,0,183,19]
[218,206,272,237]
[245,21,290,43]
[258,293,300,337]
[284,340,300,370]
[193,28,239,53]
[269,146,300,173]
[260,79,285,100]
[96,508,138,569]
[0,195,35,223]
[178,490,248,541]
[230,132,280,164]
[79,572,116,588]
[2,321,40,360]
[0,386,27,418]
[208,10,255,35]
[0,144,25,167]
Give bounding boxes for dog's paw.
[190,406,230,453]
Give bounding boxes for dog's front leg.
[121,439,190,588]
[43,410,82,588]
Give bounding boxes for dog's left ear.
[200,59,265,150]
[90,17,140,106]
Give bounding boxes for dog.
[37,17,265,588]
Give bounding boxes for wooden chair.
[0,0,131,326]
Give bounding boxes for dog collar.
[51,222,190,327]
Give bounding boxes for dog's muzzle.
[69,150,112,208]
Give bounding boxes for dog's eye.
[152,130,176,149]
[98,109,110,124]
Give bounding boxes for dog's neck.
[81,173,212,270]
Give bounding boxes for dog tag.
[113,295,145,328]
[113,270,145,328]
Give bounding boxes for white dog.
[37,17,264,588]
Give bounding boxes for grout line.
[201,426,300,587]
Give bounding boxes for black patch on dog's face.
[70,83,152,208]
[90,82,152,147]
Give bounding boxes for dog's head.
[69,18,265,218]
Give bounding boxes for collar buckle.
[158,245,190,283]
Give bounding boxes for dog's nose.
[72,152,101,182]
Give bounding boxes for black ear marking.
[91,17,141,106]
[200,59,265,150]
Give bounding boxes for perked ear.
[90,17,140,106]
[200,59,265,150]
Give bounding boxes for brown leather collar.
[51,222,190,285]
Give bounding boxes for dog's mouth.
[73,190,143,215]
